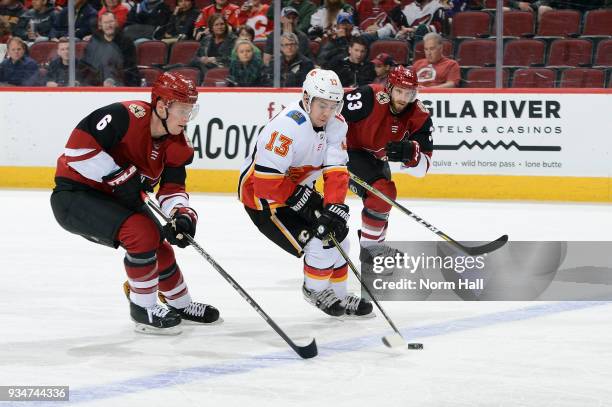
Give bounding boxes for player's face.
[390,86,416,112]
[308,98,339,127]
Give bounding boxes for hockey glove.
[164,206,198,248]
[102,165,144,210]
[386,140,421,166]
[285,185,324,225]
[315,203,349,241]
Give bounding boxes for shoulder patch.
[286,110,306,125]
[376,91,390,105]
[128,103,147,118]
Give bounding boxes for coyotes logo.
[128,103,146,118]
[375,91,390,105]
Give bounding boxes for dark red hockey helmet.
[385,66,418,93]
[151,72,198,105]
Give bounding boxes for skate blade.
[341,312,377,320]
[180,317,224,326]
[133,322,182,336]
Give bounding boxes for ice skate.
[167,301,221,325]
[359,243,402,276]
[130,301,182,335]
[342,294,375,318]
[302,284,345,317]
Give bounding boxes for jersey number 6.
[265,131,293,157]
[346,92,362,111]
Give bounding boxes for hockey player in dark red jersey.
[50,72,220,334]
[341,66,434,266]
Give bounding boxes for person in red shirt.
[97,0,130,28]
[236,0,270,41]
[194,0,240,34]
[341,66,434,268]
[50,72,220,334]
[412,32,459,88]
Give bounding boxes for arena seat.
[492,11,534,37]
[464,67,509,88]
[138,67,164,86]
[369,40,409,65]
[503,39,545,67]
[559,68,605,88]
[29,41,57,65]
[594,39,612,66]
[168,41,200,65]
[582,9,612,37]
[536,9,581,37]
[456,39,496,66]
[547,39,593,67]
[202,67,230,87]
[136,41,168,66]
[451,11,491,38]
[512,68,556,88]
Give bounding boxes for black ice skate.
[167,302,221,325]
[130,302,182,335]
[341,294,374,318]
[302,284,345,317]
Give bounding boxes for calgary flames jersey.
[239,100,349,210]
[54,101,194,215]
[342,83,434,176]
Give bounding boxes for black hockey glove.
[164,206,198,248]
[315,203,349,241]
[102,165,144,210]
[386,139,421,166]
[285,185,323,225]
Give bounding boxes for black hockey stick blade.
[456,234,509,256]
[294,338,318,359]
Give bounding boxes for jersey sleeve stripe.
[66,150,120,182]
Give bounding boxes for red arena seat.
[559,68,605,88]
[512,68,556,88]
[547,39,593,67]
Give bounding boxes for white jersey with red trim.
[239,100,349,210]
[401,0,445,32]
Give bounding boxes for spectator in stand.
[263,6,311,66]
[0,19,10,44]
[266,0,317,34]
[80,12,139,86]
[14,0,56,43]
[412,32,458,88]
[193,0,240,38]
[0,37,39,86]
[123,0,171,42]
[327,36,375,87]
[308,0,354,41]
[154,0,199,42]
[237,24,255,41]
[508,0,606,20]
[317,12,393,67]
[265,32,313,87]
[236,0,270,41]
[50,0,97,40]
[192,13,236,74]
[356,0,396,28]
[46,38,80,86]
[371,52,395,84]
[0,0,25,36]
[98,0,130,29]
[441,0,467,18]
[227,39,268,86]
[390,0,448,42]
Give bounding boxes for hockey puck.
[408,343,423,350]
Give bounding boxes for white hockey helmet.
[302,69,344,114]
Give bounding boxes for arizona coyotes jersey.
[391,0,446,33]
[342,83,434,175]
[54,101,194,215]
[239,101,349,210]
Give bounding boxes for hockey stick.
[349,172,508,256]
[141,193,318,359]
[328,234,422,350]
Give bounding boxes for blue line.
[3,301,608,406]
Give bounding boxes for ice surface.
[0,190,610,406]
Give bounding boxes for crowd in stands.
[0,0,610,87]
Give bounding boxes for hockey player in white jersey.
[239,69,373,318]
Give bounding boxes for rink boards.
[0,88,610,201]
